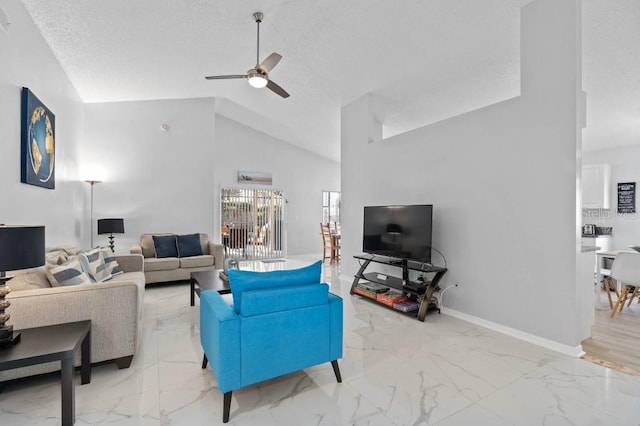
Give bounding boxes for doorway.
[220,188,285,260]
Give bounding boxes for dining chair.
[602,276,620,310]
[609,251,640,318]
[320,223,332,263]
[330,224,340,263]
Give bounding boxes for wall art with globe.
[21,87,55,189]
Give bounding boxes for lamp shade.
[0,226,45,271]
[97,218,124,235]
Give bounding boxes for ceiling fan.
[205,12,290,98]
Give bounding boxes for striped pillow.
[101,248,123,277]
[79,248,112,283]
[46,258,92,287]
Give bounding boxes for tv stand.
[351,255,447,321]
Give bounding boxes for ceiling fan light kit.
[247,70,268,88]
[204,12,289,98]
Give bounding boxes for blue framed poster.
[21,87,55,189]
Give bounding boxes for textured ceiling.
[20,0,640,162]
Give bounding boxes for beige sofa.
[130,233,225,284]
[2,251,145,382]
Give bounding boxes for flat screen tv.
[363,204,433,263]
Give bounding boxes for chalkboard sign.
[618,182,636,213]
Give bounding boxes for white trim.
[342,271,584,358]
[442,307,585,358]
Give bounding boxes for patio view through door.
[220,188,285,260]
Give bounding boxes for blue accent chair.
[200,262,343,423]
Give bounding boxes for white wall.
[0,2,339,256]
[83,99,340,255]
[213,115,340,256]
[341,0,587,350]
[83,98,218,251]
[0,0,84,247]
[583,145,640,250]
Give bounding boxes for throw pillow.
[46,258,93,287]
[78,248,112,283]
[45,250,68,266]
[227,260,322,314]
[176,233,203,258]
[6,266,51,291]
[153,235,178,258]
[100,248,123,277]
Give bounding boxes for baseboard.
[441,307,585,358]
[339,270,584,358]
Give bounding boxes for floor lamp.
[85,180,102,248]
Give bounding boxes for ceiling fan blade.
[204,74,246,80]
[266,80,290,98]
[258,53,282,72]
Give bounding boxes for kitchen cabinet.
[581,236,611,253]
[582,164,611,209]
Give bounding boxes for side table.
[0,320,91,426]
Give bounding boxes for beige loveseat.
[130,233,225,285]
[2,250,145,382]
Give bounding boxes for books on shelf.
[359,282,390,293]
[393,300,420,313]
[353,285,378,300]
[376,290,408,307]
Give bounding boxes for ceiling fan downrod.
[203,11,289,98]
[254,12,263,67]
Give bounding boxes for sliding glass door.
[220,188,285,260]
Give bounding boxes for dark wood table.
[190,269,230,306]
[0,320,91,425]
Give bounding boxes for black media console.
[351,254,447,321]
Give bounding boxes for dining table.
[329,231,340,263]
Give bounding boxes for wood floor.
[582,289,640,375]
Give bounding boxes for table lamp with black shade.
[0,225,45,348]
[98,218,124,253]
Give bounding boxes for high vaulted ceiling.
[20,0,640,162]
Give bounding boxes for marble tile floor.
[1,261,639,425]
